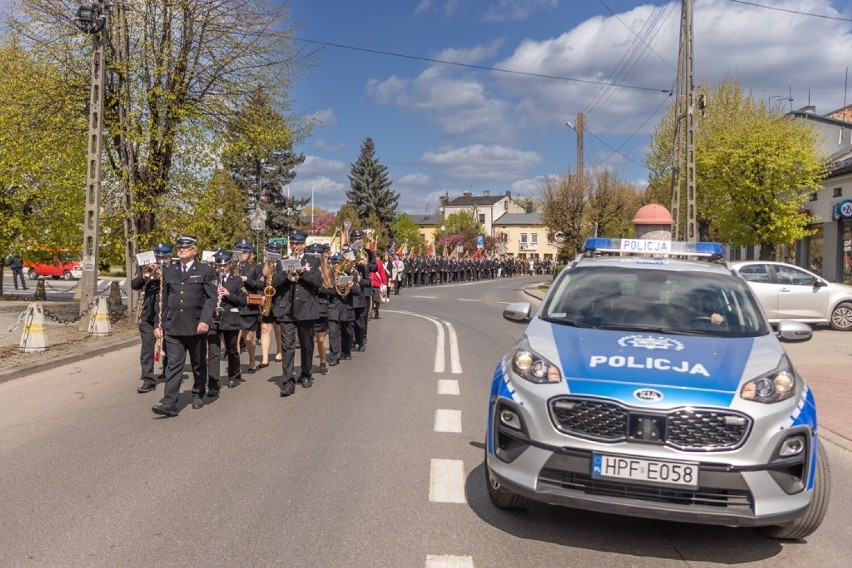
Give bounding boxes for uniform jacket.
[131,267,163,323]
[159,260,218,336]
[351,263,371,309]
[211,270,247,332]
[272,253,322,322]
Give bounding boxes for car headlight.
[511,337,562,384]
[740,357,797,404]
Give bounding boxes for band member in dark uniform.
[350,231,371,352]
[273,230,322,396]
[207,250,246,396]
[131,243,173,394]
[152,235,218,417]
[235,239,262,373]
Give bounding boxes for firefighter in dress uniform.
[206,250,247,396]
[152,235,218,417]
[131,243,173,394]
[235,239,263,373]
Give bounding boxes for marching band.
[133,230,541,416]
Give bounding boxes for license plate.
[592,454,699,488]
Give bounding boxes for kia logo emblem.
[634,389,663,402]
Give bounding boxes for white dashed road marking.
[457,299,482,302]
[429,459,466,503]
[443,321,462,374]
[425,555,475,568]
[437,379,459,395]
[434,409,462,433]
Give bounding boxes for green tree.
[182,170,250,249]
[647,76,828,257]
[540,172,587,261]
[390,214,422,252]
[346,137,399,230]
[586,170,643,239]
[434,210,482,255]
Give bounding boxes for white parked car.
[731,261,852,331]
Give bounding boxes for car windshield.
[57,253,81,263]
[542,266,769,337]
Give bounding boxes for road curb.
[820,427,852,453]
[523,284,546,301]
[0,335,139,385]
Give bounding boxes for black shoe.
[152,404,178,417]
[258,362,269,369]
[356,345,366,352]
[191,396,204,409]
[343,353,352,360]
[137,380,156,393]
[228,379,238,388]
[299,377,314,388]
[157,373,166,380]
[207,388,220,398]
[320,363,329,375]
[327,359,339,367]
[280,381,295,397]
[247,367,256,374]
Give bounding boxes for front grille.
[551,399,627,441]
[549,397,752,451]
[539,469,753,511]
[666,409,750,450]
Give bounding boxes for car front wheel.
[485,452,528,510]
[829,301,852,331]
[28,268,38,280]
[758,442,831,540]
[62,270,73,281]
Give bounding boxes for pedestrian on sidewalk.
[9,253,27,290]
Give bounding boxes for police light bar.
[582,238,725,258]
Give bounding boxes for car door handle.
[778,288,791,293]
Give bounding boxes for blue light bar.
[582,238,724,258]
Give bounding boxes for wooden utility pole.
[670,0,697,241]
[79,1,107,323]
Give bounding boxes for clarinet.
[214,273,225,324]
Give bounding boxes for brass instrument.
[262,259,276,316]
[286,262,301,282]
[144,263,161,278]
[333,255,355,297]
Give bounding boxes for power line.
[291,36,672,94]
[585,126,649,170]
[727,0,852,22]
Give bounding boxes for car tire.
[28,268,38,280]
[758,442,831,540]
[485,452,528,510]
[829,301,852,331]
[62,270,72,281]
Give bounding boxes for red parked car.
[23,250,83,280]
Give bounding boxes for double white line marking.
[387,310,462,374]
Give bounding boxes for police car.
[487,238,830,540]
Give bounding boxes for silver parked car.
[731,261,852,331]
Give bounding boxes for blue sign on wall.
[476,235,484,248]
[834,199,852,221]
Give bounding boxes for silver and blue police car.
[486,238,830,540]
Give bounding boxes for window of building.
[520,233,527,243]
[841,221,852,284]
[809,192,818,201]
[834,187,843,197]
[479,213,485,224]
[806,225,824,276]
[504,200,508,210]
[531,233,538,245]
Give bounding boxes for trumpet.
[286,261,301,282]
[144,263,161,278]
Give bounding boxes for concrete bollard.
[33,278,47,301]
[19,303,49,352]
[73,280,82,300]
[108,280,122,308]
[87,296,112,337]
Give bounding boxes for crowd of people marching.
[130,230,551,417]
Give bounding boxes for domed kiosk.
[632,204,674,240]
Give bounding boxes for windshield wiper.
[542,316,597,328]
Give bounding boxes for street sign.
[554,231,565,244]
[476,235,484,249]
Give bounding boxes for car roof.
[573,255,734,275]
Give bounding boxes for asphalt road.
[0,276,850,567]
[1,273,126,300]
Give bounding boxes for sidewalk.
[523,284,851,448]
[0,299,139,384]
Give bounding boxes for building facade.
[439,191,525,237]
[492,212,559,260]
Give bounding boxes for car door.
[771,264,829,321]
[736,264,778,319]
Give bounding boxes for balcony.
[519,242,537,251]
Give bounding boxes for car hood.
[531,320,778,407]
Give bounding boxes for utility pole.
[567,113,584,189]
[76,2,108,323]
[670,0,697,241]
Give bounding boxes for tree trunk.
[759,243,776,260]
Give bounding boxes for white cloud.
[313,108,337,127]
[397,173,431,185]
[484,0,558,22]
[296,156,347,177]
[432,38,504,64]
[415,0,463,17]
[420,144,543,181]
[315,139,345,152]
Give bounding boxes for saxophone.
[262,259,276,316]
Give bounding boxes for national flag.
[426,243,434,257]
[396,242,405,256]
[408,249,415,260]
[442,244,449,258]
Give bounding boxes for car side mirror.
[815,279,828,287]
[776,320,812,342]
[503,301,531,322]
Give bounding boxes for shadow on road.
[464,460,787,564]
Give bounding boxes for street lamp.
[76,0,108,324]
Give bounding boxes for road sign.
[476,235,484,249]
[554,231,565,244]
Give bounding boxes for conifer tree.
[346,138,399,230]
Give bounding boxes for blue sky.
[287,0,852,215]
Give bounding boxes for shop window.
[842,221,852,284]
[807,225,824,276]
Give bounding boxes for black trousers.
[138,320,157,381]
[207,329,240,389]
[339,319,354,356]
[281,319,315,383]
[354,307,367,346]
[327,319,341,361]
[12,268,27,289]
[162,333,206,406]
